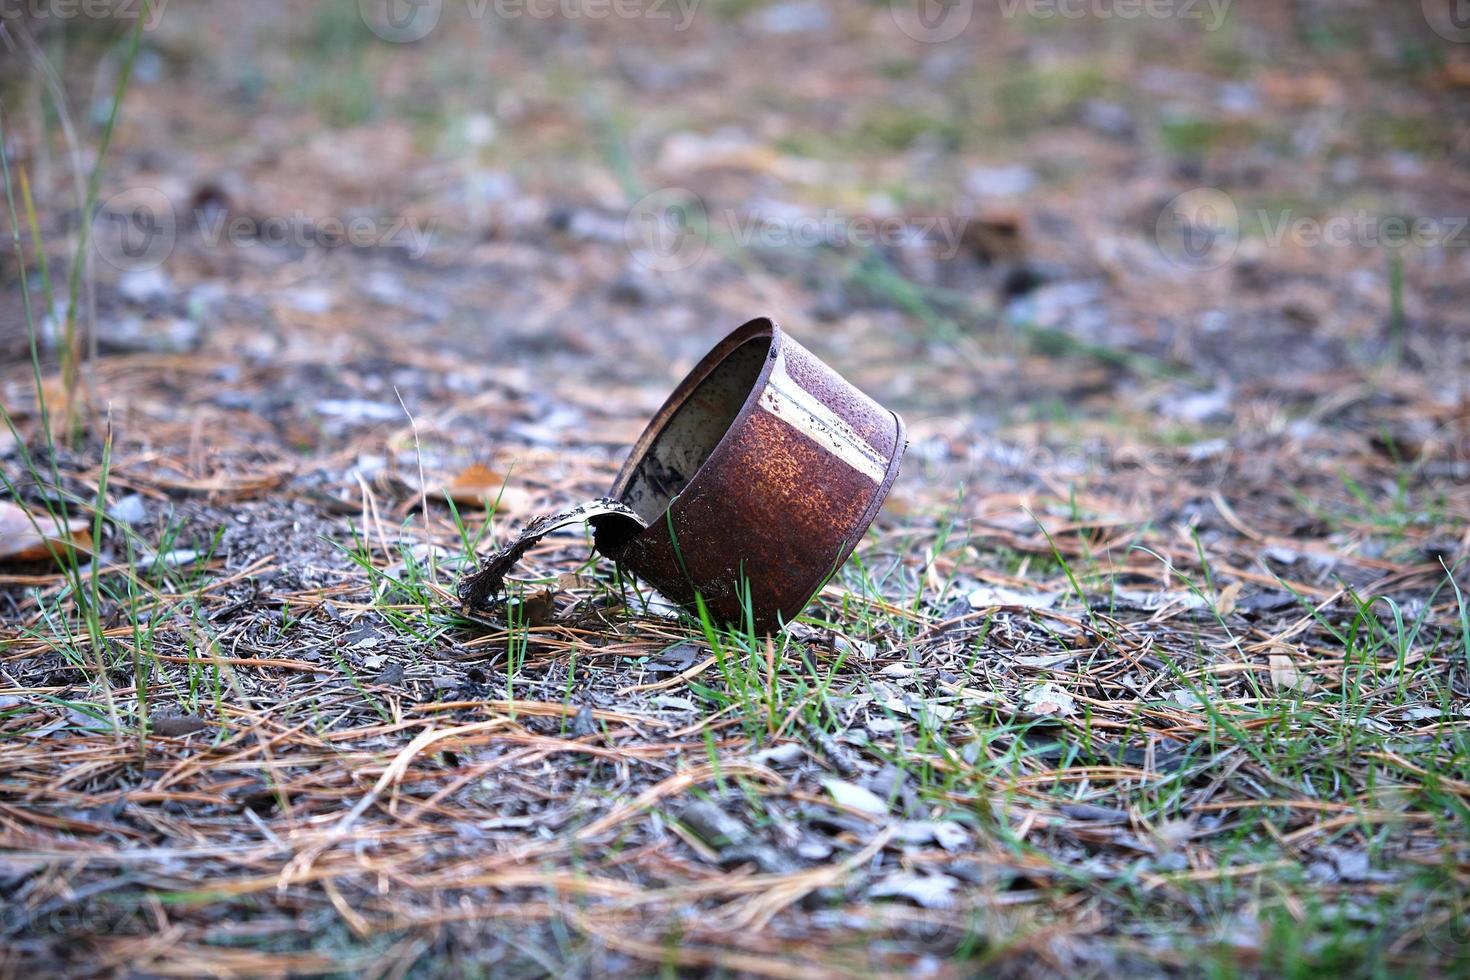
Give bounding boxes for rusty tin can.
[601,316,906,632]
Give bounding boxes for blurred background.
[2,0,1468,528]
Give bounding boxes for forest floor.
[2,1,1470,976]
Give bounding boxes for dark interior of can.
[620,334,773,523]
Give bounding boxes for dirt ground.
[2,1,1469,976]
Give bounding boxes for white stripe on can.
[757,352,888,484]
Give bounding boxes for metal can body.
[606,317,906,632]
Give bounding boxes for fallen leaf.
[1215,580,1243,616]
[895,820,970,851]
[677,801,751,849]
[1023,683,1076,717]
[443,463,510,508]
[869,872,959,909]
[0,501,92,564]
[1013,652,1076,668]
[1163,688,1202,708]
[751,742,804,767]
[968,585,1059,610]
[136,548,200,571]
[511,589,557,627]
[1060,802,1128,824]
[368,662,406,687]
[1269,654,1316,693]
[1151,818,1195,853]
[37,375,82,443]
[1112,588,1209,612]
[823,778,890,816]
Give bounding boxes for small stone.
[677,801,751,849]
[368,662,405,687]
[964,164,1036,199]
[824,778,889,816]
[570,704,597,738]
[149,712,209,737]
[720,842,799,874]
[748,0,831,34]
[751,742,804,767]
[869,872,959,909]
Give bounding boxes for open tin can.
[460,316,906,633]
[597,316,906,632]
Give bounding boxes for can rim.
[608,315,905,629]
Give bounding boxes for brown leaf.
[1023,683,1076,717]
[443,463,508,507]
[149,712,210,737]
[514,589,558,628]
[1215,580,1243,617]
[1,376,86,445]
[1268,653,1316,693]
[442,463,535,516]
[0,501,92,564]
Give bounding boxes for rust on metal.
[460,316,906,633]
